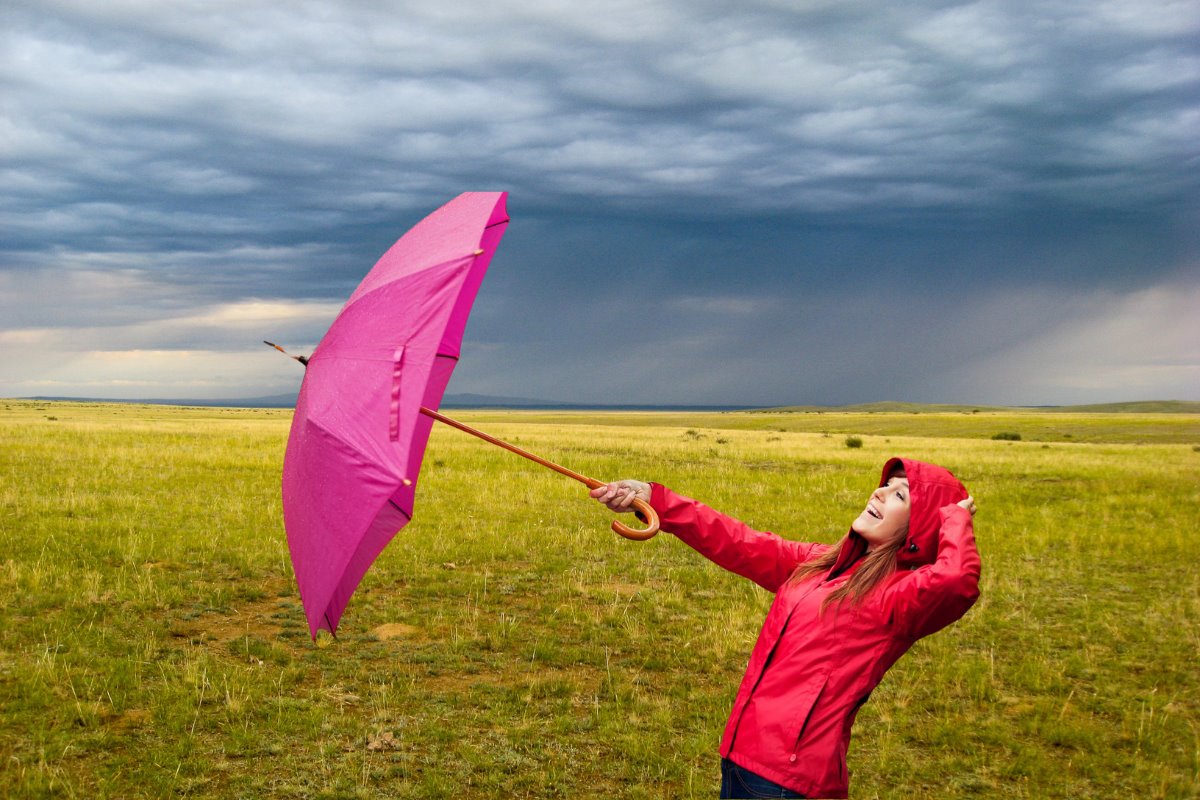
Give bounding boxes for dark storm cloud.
[1,0,1197,402]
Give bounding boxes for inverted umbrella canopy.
[283,192,510,638]
[281,192,658,641]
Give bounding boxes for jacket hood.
[822,457,971,578]
[881,457,969,568]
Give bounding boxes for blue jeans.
[720,758,806,798]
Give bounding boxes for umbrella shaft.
[419,407,602,489]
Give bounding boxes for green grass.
[1,400,1198,798]
[455,408,1200,445]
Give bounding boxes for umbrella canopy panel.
[283,192,509,638]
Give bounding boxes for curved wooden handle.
[611,498,660,541]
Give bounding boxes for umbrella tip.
[265,340,309,367]
[473,249,484,256]
[401,477,413,487]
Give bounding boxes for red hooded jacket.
[649,457,981,798]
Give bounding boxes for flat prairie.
[1,400,1197,798]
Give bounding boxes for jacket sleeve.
[885,504,981,640]
[649,483,826,593]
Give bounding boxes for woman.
[590,457,980,799]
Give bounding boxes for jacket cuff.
[634,482,667,524]
[939,503,970,526]
[649,482,667,510]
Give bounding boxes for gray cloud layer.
[2,0,1197,403]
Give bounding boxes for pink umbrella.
[276,192,658,639]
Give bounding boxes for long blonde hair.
[788,529,906,612]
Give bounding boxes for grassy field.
[0,400,1197,798]
[458,407,1200,445]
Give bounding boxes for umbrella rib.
[303,417,415,500]
[387,499,412,521]
[343,253,483,312]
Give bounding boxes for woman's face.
[852,472,911,550]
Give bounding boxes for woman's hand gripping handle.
[589,480,658,540]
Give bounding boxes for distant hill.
[764,400,1200,414]
[25,393,298,408]
[765,401,1007,414]
[438,394,757,411]
[441,392,578,409]
[1038,400,1200,414]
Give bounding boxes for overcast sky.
[2,0,1197,406]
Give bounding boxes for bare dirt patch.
[168,578,292,646]
[372,622,420,640]
[110,709,151,730]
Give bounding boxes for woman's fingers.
[589,483,622,504]
[590,480,647,512]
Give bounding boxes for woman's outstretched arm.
[591,480,826,593]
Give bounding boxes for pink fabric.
[283,192,509,638]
